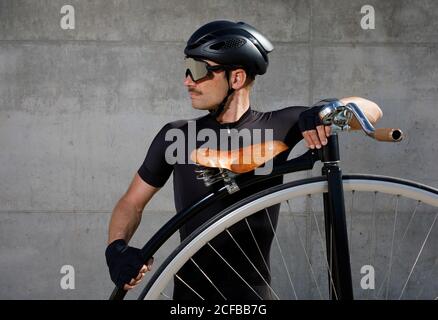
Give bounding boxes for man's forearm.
[108,198,142,244]
[339,96,383,130]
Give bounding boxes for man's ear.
[231,69,247,89]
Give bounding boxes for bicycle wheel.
[139,174,438,300]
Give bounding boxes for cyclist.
[105,20,383,300]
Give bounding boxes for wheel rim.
[140,176,438,300]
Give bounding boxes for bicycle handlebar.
[319,102,404,142]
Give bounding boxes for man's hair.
[246,72,256,83]
[245,74,255,88]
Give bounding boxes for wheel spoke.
[368,191,377,300]
[385,195,400,299]
[244,218,271,279]
[189,258,227,300]
[160,291,171,299]
[375,198,427,299]
[175,274,205,300]
[349,190,356,251]
[264,208,298,299]
[287,199,323,299]
[207,243,263,300]
[309,195,338,300]
[399,212,438,299]
[226,229,280,300]
[397,201,420,250]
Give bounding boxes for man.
[105,20,382,299]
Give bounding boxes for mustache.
[188,89,202,95]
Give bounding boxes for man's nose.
[184,73,195,86]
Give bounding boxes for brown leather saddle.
[190,140,289,174]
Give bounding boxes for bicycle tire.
[139,174,438,300]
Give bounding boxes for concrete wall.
[1,0,437,299]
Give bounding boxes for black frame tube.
[321,134,353,300]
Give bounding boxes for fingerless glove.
[298,98,342,132]
[105,239,144,287]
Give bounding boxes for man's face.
[184,59,229,111]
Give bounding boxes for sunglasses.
[185,57,227,82]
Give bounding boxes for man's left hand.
[298,100,335,149]
[302,124,331,149]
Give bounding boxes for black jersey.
[138,105,307,299]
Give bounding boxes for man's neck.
[215,92,250,124]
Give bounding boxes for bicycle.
[110,102,438,300]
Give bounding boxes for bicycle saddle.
[190,140,289,174]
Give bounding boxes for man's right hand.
[105,239,154,290]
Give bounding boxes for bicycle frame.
[321,134,353,300]
[109,135,354,300]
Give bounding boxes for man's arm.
[300,96,383,149]
[106,173,159,290]
[108,173,159,244]
[339,96,383,130]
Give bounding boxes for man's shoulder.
[272,105,308,114]
[255,105,308,119]
[162,114,210,130]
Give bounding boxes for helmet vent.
[187,35,216,49]
[210,38,246,51]
[198,34,215,45]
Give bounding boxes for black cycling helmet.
[184,20,274,78]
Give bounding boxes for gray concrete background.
[0,0,437,299]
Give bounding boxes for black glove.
[105,239,145,287]
[298,98,341,132]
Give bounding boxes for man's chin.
[191,104,216,112]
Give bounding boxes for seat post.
[321,133,354,300]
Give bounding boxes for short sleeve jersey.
[138,106,307,299]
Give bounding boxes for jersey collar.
[210,105,253,128]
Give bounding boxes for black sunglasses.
[185,57,227,82]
